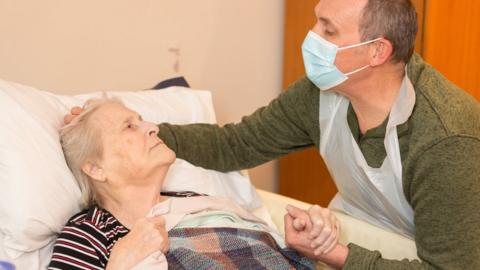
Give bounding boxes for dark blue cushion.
[152,76,190,90]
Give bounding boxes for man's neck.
[340,67,405,134]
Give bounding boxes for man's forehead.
[315,0,367,27]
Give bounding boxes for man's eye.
[325,30,335,36]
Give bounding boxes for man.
[154,0,480,269]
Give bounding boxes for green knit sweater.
[157,54,480,269]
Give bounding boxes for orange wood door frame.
[423,0,480,100]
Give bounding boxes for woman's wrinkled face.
[92,103,176,185]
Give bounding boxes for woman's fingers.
[148,216,169,253]
[108,216,169,269]
[286,204,312,231]
[293,217,307,230]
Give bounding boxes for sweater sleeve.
[343,136,480,269]
[157,78,320,172]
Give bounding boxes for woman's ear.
[81,161,106,182]
[370,38,394,66]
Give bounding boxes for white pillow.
[0,79,262,268]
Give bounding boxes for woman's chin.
[153,155,177,171]
[165,149,177,164]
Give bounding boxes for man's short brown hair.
[359,0,418,63]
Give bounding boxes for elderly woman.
[48,98,340,269]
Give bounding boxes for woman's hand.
[284,204,340,256]
[106,216,169,270]
[63,106,83,125]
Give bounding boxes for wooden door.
[422,0,480,100]
[279,0,426,206]
[279,0,333,206]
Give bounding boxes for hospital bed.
[0,78,419,269]
[258,190,418,266]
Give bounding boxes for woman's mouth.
[150,141,163,151]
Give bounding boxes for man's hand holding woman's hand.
[284,204,348,269]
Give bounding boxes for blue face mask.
[302,31,381,90]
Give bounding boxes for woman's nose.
[143,122,159,137]
[148,123,158,136]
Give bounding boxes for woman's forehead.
[92,103,136,127]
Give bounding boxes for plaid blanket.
[166,227,315,269]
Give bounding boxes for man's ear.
[370,38,393,66]
[81,161,106,182]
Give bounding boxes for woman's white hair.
[60,97,123,209]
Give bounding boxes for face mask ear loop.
[339,37,382,76]
[344,64,371,76]
[337,37,383,51]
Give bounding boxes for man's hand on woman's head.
[63,106,84,125]
[284,204,340,257]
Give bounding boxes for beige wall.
[0,0,285,191]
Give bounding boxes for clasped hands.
[284,204,341,260]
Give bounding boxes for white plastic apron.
[319,75,416,238]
